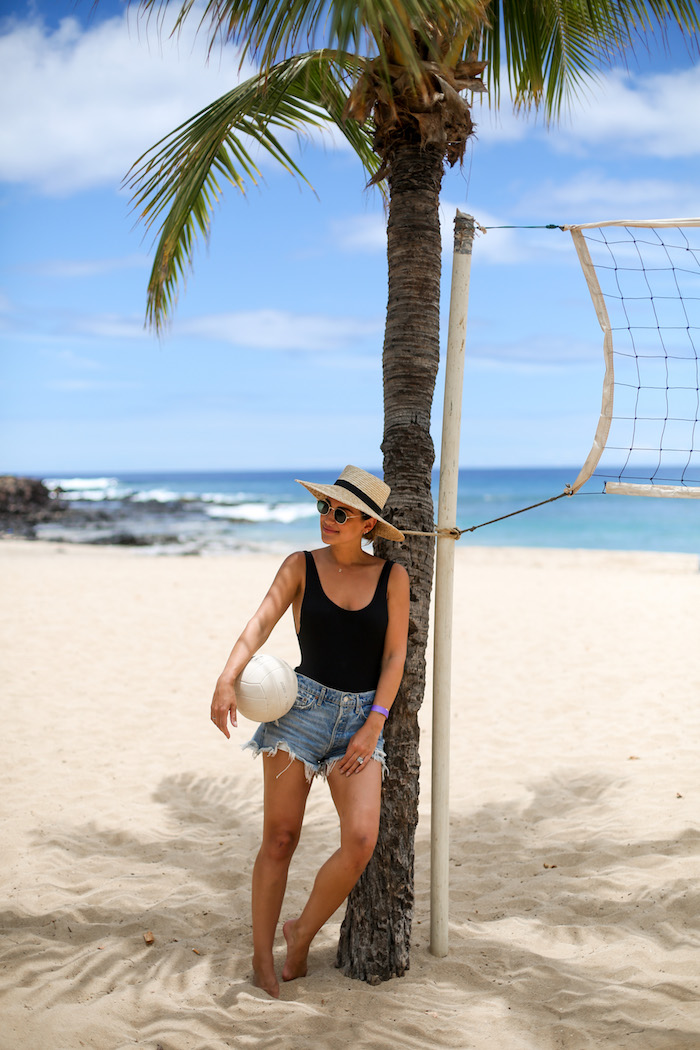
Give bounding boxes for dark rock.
[0,475,50,514]
[0,475,66,536]
[87,532,152,546]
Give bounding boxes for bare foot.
[252,954,280,998]
[282,919,309,982]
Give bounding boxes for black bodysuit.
[295,551,393,692]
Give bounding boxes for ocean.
[28,468,699,556]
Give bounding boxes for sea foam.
[206,501,315,524]
[43,477,129,501]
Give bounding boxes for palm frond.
[127,49,378,330]
[480,0,700,116]
[132,0,489,83]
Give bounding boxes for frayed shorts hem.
[243,738,387,782]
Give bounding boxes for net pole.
[430,211,475,958]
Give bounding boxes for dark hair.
[361,512,378,542]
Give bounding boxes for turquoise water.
[33,468,699,555]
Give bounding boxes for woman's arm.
[372,562,410,713]
[337,562,410,775]
[210,551,304,738]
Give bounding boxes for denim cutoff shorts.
[244,672,387,782]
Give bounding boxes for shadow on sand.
[3,769,700,1049]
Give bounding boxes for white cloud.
[72,314,149,340]
[524,171,700,221]
[468,99,533,144]
[468,335,600,368]
[440,202,526,263]
[53,349,103,371]
[29,254,150,278]
[332,213,387,253]
[61,306,381,350]
[330,199,567,267]
[468,64,700,159]
[8,7,693,206]
[307,352,380,371]
[0,6,363,199]
[331,201,529,263]
[557,66,700,158]
[0,10,255,194]
[176,309,382,350]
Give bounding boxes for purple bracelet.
[371,704,390,718]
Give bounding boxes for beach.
[2,539,699,1050]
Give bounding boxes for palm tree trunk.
[336,140,444,982]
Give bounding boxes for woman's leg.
[252,750,311,997]
[282,759,382,982]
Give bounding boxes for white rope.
[564,218,700,231]
[605,482,700,498]
[568,227,615,494]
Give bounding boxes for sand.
[1,540,699,1050]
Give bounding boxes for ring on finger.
[356,756,364,765]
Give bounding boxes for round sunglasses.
[316,499,363,525]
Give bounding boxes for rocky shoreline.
[0,475,235,549]
[0,475,66,538]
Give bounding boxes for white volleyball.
[234,653,298,722]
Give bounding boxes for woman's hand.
[337,716,383,776]
[210,678,238,739]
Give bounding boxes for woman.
[210,465,410,998]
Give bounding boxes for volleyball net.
[565,219,700,499]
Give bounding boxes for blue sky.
[1,0,699,474]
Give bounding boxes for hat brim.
[295,479,405,542]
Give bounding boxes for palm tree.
[123,0,700,982]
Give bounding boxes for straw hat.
[296,465,405,542]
